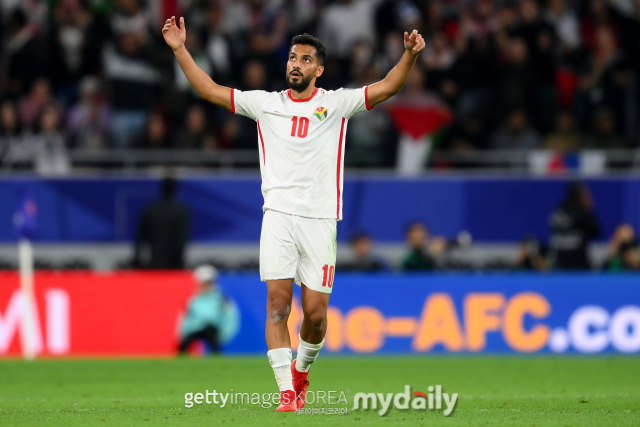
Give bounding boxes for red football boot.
[276,390,297,412]
[291,360,310,409]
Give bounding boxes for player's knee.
[305,309,326,332]
[267,295,291,323]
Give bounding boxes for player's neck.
[289,85,317,101]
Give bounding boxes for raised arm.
[162,16,232,111]
[366,30,426,108]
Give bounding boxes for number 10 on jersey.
[322,264,334,288]
[291,116,309,138]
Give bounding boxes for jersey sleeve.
[334,86,374,118]
[231,89,270,121]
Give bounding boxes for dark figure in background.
[401,222,447,271]
[134,177,189,269]
[548,182,600,270]
[6,10,46,96]
[339,232,388,272]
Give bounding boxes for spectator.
[387,65,453,175]
[514,238,549,271]
[499,38,536,117]
[0,100,23,166]
[491,109,541,150]
[375,0,422,43]
[513,0,555,58]
[548,182,601,270]
[103,32,162,148]
[580,0,620,53]
[111,0,151,38]
[48,0,93,102]
[447,23,499,122]
[604,223,636,270]
[219,0,254,36]
[339,232,388,272]
[345,63,395,168]
[245,27,287,90]
[0,0,638,167]
[224,60,270,149]
[18,78,54,129]
[576,26,633,137]
[544,110,581,151]
[202,1,232,81]
[11,104,71,176]
[174,30,212,96]
[66,76,111,149]
[218,114,243,149]
[617,240,640,271]
[447,115,490,152]
[5,9,46,96]
[279,0,317,35]
[401,222,447,271]
[134,177,190,269]
[583,107,626,148]
[348,41,375,85]
[376,32,406,76]
[136,112,170,149]
[422,32,456,75]
[176,104,216,150]
[423,0,457,38]
[496,2,520,36]
[35,104,71,175]
[179,266,225,355]
[376,33,404,75]
[544,0,581,51]
[318,0,382,59]
[243,60,268,91]
[514,0,558,130]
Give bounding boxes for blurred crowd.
[1,0,640,174]
[341,182,639,272]
[340,218,639,273]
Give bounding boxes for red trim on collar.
[288,88,318,102]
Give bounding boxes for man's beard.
[286,70,313,92]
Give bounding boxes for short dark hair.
[290,34,327,65]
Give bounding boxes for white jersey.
[232,86,373,220]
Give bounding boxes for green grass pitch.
[1,356,639,426]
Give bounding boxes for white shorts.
[260,209,337,294]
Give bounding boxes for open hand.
[162,16,186,51]
[404,30,426,56]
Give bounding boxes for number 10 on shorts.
[322,265,335,288]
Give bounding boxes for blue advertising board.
[219,273,640,355]
[0,175,639,243]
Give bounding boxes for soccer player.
[162,16,425,412]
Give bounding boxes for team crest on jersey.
[314,107,328,121]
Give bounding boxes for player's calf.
[266,281,296,412]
